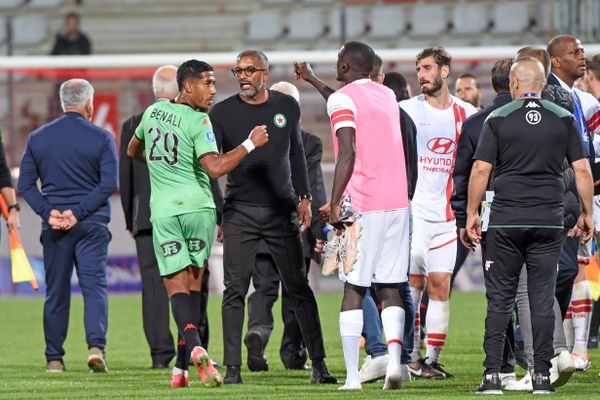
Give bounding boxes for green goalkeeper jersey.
[135,99,218,221]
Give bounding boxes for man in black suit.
[245,81,328,371]
[119,65,179,369]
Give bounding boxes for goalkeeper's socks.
[174,336,188,370]
[170,292,201,356]
[189,290,203,338]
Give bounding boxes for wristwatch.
[299,194,312,201]
[8,203,20,212]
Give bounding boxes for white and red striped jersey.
[400,94,477,222]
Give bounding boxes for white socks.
[381,306,405,372]
[340,309,364,386]
[568,280,593,356]
[409,286,423,362]
[425,299,450,364]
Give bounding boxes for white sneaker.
[383,368,402,390]
[499,372,517,389]
[400,364,412,382]
[550,351,575,387]
[505,371,532,391]
[359,354,389,383]
[571,353,591,371]
[338,381,362,390]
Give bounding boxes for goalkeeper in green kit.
[128,59,268,388]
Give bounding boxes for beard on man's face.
[421,74,444,95]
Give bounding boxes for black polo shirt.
[474,98,586,227]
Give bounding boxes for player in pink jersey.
[399,47,477,379]
[325,41,410,391]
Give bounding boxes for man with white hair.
[119,65,179,371]
[245,81,328,371]
[18,78,118,373]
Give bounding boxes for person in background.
[18,79,118,373]
[455,72,484,110]
[51,12,92,55]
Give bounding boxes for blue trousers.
[42,222,111,361]
[362,283,414,363]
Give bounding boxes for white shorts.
[339,208,410,287]
[593,194,600,231]
[410,217,457,277]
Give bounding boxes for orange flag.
[0,196,38,289]
[586,254,600,301]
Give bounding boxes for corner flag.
[0,196,38,289]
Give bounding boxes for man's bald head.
[547,35,578,57]
[515,46,551,77]
[152,65,178,99]
[509,57,547,99]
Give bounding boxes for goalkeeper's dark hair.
[176,60,214,91]
[541,85,574,113]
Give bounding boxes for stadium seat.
[0,0,23,9]
[490,2,530,35]
[327,6,366,40]
[262,0,296,4]
[533,0,562,35]
[287,9,325,41]
[451,3,489,36]
[367,5,406,39]
[410,3,448,37]
[247,10,285,42]
[27,0,65,8]
[0,16,5,44]
[12,15,48,46]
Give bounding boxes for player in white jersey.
[399,47,477,379]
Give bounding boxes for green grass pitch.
[0,292,598,399]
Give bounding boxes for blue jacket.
[18,112,118,225]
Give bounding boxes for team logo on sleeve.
[205,130,216,142]
[526,110,542,125]
[273,113,287,128]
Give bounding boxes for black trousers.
[556,236,579,319]
[221,202,326,366]
[247,253,308,363]
[134,233,175,365]
[483,228,562,374]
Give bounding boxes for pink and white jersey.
[327,79,409,213]
[400,94,477,222]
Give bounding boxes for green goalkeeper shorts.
[152,210,216,276]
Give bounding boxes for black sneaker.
[310,360,337,384]
[476,372,503,395]
[223,365,243,384]
[532,372,554,395]
[427,360,454,379]
[409,358,445,379]
[244,331,268,372]
[588,336,598,349]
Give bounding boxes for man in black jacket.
[209,50,335,385]
[244,81,328,371]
